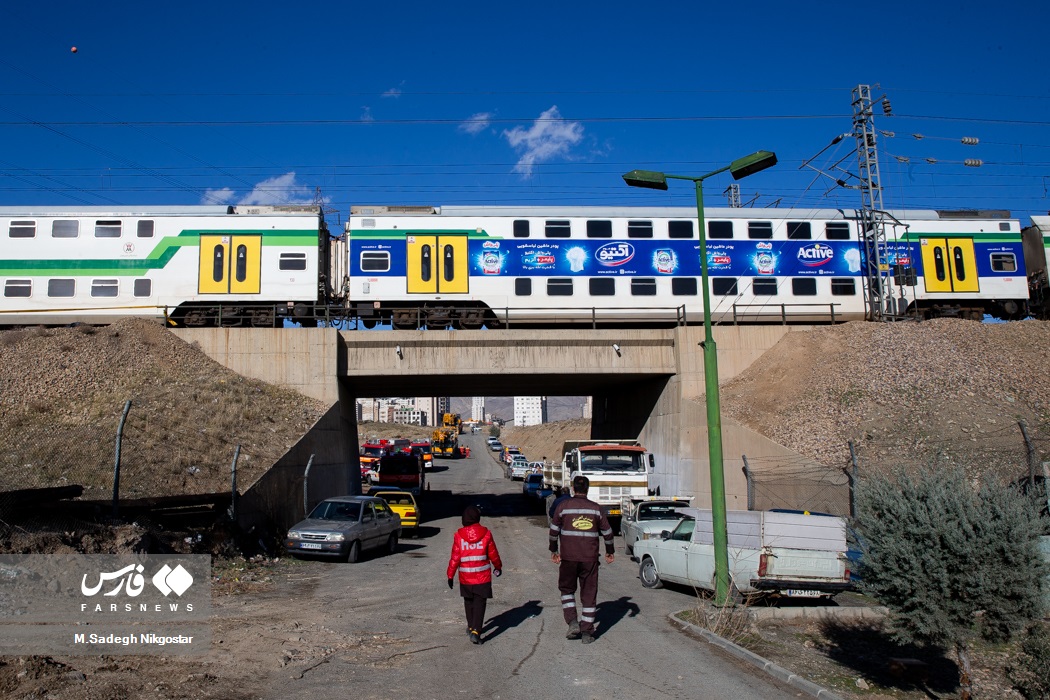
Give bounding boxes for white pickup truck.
[620,496,694,555]
[632,507,855,598]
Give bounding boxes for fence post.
[229,445,241,521]
[741,456,753,511]
[847,441,859,518]
[1018,420,1036,485]
[111,400,133,518]
[302,454,315,517]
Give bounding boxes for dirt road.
[2,432,805,700]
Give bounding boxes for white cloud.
[503,106,583,177]
[459,112,493,135]
[360,106,374,122]
[201,188,236,205]
[238,173,315,205]
[382,84,403,98]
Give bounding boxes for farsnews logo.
[797,243,835,267]
[595,242,634,267]
[81,563,194,598]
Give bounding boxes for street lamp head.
[729,150,778,180]
[621,169,669,190]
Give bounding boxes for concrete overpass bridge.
[173,325,821,528]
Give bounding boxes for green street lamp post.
[623,150,777,606]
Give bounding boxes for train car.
[0,204,339,327]
[1022,215,1050,319]
[343,205,1028,329]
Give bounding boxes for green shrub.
[1009,622,1050,700]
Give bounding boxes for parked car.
[633,508,854,597]
[369,488,421,535]
[285,495,401,563]
[620,497,694,555]
[522,473,545,497]
[507,456,530,480]
[489,441,503,452]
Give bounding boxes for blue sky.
[2,1,1048,223]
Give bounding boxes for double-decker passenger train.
[0,203,1046,328]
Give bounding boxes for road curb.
[669,612,848,700]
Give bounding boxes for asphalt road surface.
[275,433,803,700]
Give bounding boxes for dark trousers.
[558,559,599,634]
[460,581,491,633]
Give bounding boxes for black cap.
[462,505,481,526]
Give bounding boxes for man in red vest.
[447,505,503,645]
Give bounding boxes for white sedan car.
[621,499,693,555]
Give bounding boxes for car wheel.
[346,540,361,564]
[387,533,399,554]
[639,556,663,589]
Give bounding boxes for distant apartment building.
[414,397,439,426]
[514,396,547,427]
[471,396,486,422]
[393,408,424,426]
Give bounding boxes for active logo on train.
[595,243,635,267]
[797,243,835,267]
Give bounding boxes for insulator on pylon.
[964,159,983,167]
[961,137,979,145]
[882,99,893,115]
[912,133,924,140]
[925,158,938,164]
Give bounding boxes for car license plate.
[784,589,823,598]
[300,542,323,550]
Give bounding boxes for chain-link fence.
[740,419,1050,519]
[0,400,288,538]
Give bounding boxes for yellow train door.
[406,234,468,294]
[919,237,979,293]
[198,235,263,294]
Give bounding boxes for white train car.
[345,205,1027,328]
[0,205,334,327]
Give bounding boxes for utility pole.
[851,84,897,321]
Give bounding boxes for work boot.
[581,633,595,644]
[566,621,581,640]
[469,629,481,645]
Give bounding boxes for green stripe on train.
[0,229,317,276]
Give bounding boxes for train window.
[443,245,455,282]
[133,279,152,297]
[589,278,615,296]
[587,220,612,238]
[932,247,946,281]
[9,220,35,238]
[671,277,697,296]
[787,222,812,240]
[631,278,657,296]
[419,245,432,281]
[712,278,738,296]
[210,244,225,282]
[952,246,967,281]
[999,222,1011,232]
[235,245,248,282]
[668,221,693,239]
[94,220,122,238]
[279,252,308,270]
[752,278,778,296]
[515,278,532,296]
[627,220,653,238]
[825,222,851,240]
[792,278,817,296]
[545,220,571,238]
[990,253,1017,272]
[708,221,733,239]
[52,220,79,238]
[48,279,75,297]
[91,279,119,297]
[360,251,390,272]
[137,220,155,238]
[513,220,530,238]
[547,278,574,296]
[747,222,773,239]
[830,278,856,295]
[4,280,31,297]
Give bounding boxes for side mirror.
[647,454,655,474]
[660,530,671,541]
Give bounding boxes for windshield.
[639,503,686,521]
[379,456,418,475]
[372,492,415,506]
[309,501,361,521]
[579,452,644,473]
[361,447,386,458]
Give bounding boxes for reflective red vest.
[446,523,503,585]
